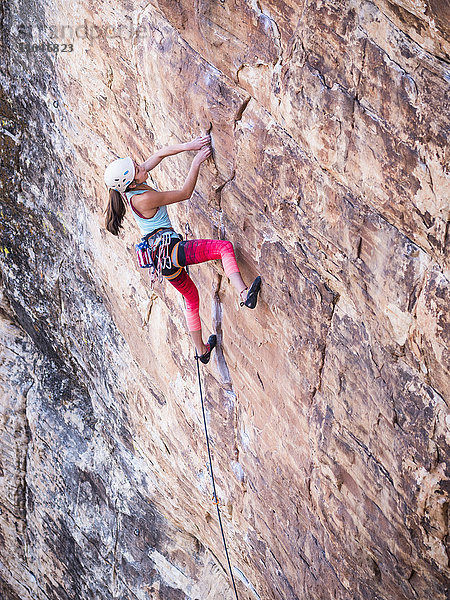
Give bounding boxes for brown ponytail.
[104,188,127,236]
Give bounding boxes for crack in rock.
[212,274,233,388]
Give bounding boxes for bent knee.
[221,240,234,254]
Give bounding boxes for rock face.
[0,1,449,599]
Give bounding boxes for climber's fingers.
[199,134,211,147]
[190,134,211,150]
[195,145,212,164]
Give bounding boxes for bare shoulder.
[130,183,159,199]
[129,186,160,218]
[131,185,186,210]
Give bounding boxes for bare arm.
[141,135,211,172]
[142,143,188,172]
[134,146,211,211]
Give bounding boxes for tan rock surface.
[0,1,448,599]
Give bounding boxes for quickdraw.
[157,231,173,275]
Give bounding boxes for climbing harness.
[135,227,179,287]
[194,356,240,600]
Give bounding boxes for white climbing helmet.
[104,157,135,193]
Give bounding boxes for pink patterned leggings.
[168,239,240,331]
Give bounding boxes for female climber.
[103,134,261,364]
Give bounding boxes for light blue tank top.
[125,183,173,237]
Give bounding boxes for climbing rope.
[184,220,239,598]
[194,355,240,600]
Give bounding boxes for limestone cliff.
[0,1,448,599]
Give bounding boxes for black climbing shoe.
[198,334,217,364]
[240,276,261,309]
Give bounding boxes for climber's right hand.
[193,145,212,166]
